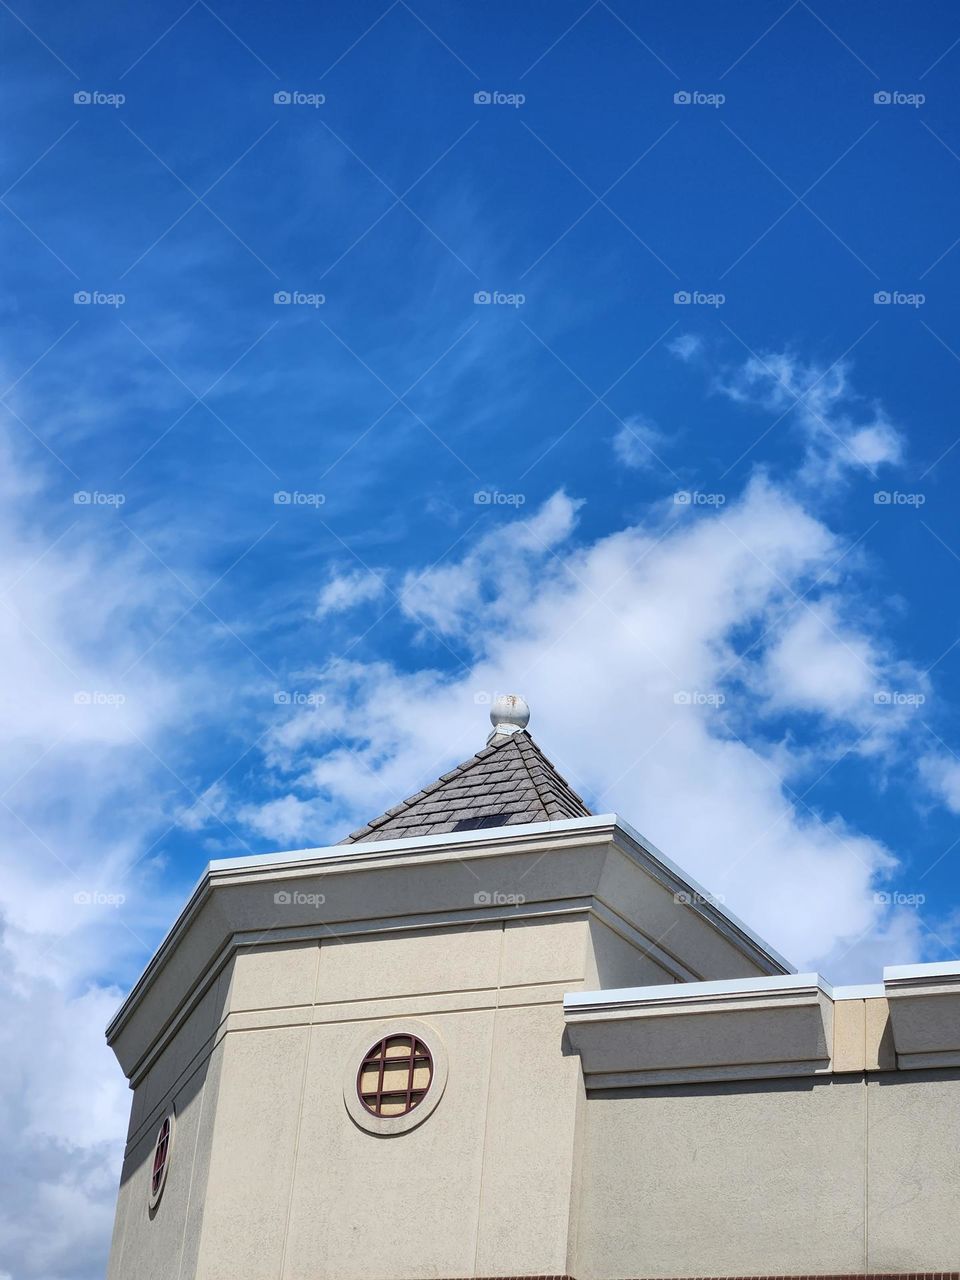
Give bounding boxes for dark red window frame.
[357,1035,433,1117]
[151,1116,171,1198]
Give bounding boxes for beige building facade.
[105,703,960,1279]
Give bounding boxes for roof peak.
[486,692,530,743]
[340,703,590,844]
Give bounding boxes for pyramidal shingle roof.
[340,729,591,844]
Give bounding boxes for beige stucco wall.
[574,1066,960,1279]
[109,913,676,1280]
[108,906,960,1280]
[585,917,684,991]
[201,917,655,1280]
[107,1038,224,1280]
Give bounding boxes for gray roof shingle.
[339,730,591,843]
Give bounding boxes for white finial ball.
[490,693,530,735]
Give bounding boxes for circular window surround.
[148,1107,176,1210]
[343,1020,448,1136]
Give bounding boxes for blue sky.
[4,1,960,1275]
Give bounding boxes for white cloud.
[0,953,126,1279]
[717,350,903,482]
[178,780,230,832]
[315,567,386,618]
[612,414,669,470]
[918,753,960,813]
[759,604,878,717]
[667,332,703,362]
[755,601,929,747]
[236,792,323,843]
[399,490,582,639]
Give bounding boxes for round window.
[343,1021,447,1135]
[148,1111,174,1209]
[357,1034,433,1117]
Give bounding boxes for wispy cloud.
[667,333,703,363]
[612,413,670,470]
[315,566,386,617]
[717,349,903,482]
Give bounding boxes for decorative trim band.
[416,1273,960,1280]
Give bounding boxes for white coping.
[564,971,830,1012]
[611,816,793,974]
[202,811,794,975]
[565,969,960,1015]
[206,811,607,872]
[106,812,796,1042]
[884,958,960,983]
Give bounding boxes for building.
[105,695,960,1280]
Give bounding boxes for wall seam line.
[277,940,322,1280]
[175,1066,208,1280]
[473,920,505,1274]
[864,1066,870,1271]
[177,963,229,1280]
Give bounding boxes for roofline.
[205,810,603,874]
[564,971,826,1014]
[884,958,960,986]
[609,814,794,975]
[562,966,960,1016]
[105,811,794,1042]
